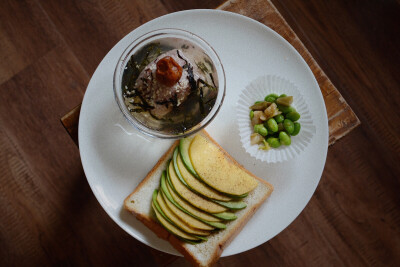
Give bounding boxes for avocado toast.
[124,131,273,267]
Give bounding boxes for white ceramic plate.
[79,10,328,257]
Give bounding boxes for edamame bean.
[265,118,278,133]
[264,93,279,102]
[249,93,302,150]
[277,122,284,132]
[292,122,301,136]
[283,119,294,134]
[264,96,276,102]
[286,111,301,121]
[254,124,268,136]
[268,93,279,98]
[279,131,291,145]
[277,104,296,114]
[274,114,285,123]
[266,137,281,148]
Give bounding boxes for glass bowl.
[113,28,226,139]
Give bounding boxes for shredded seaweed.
[177,50,197,91]
[156,93,178,107]
[196,61,209,74]
[205,96,217,105]
[199,87,205,115]
[122,43,218,134]
[204,58,215,71]
[198,78,216,91]
[124,43,161,95]
[209,73,217,88]
[187,65,197,91]
[177,50,189,69]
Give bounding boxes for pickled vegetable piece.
[276,96,293,106]
[264,103,281,119]
[156,56,183,86]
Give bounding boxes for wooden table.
[1,0,399,266]
[61,0,360,146]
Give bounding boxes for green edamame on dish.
[249,93,302,151]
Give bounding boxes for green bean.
[274,114,284,123]
[265,118,278,133]
[254,124,268,136]
[250,110,254,119]
[286,111,300,121]
[279,131,291,145]
[292,122,301,136]
[254,101,263,104]
[266,137,281,148]
[283,119,294,134]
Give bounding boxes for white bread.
[124,131,274,267]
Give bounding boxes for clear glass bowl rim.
[113,28,226,139]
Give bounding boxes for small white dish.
[237,75,316,163]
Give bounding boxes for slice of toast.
[124,131,273,267]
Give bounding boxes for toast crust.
[123,131,273,267]
[123,140,179,208]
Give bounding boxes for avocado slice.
[156,190,210,236]
[211,211,237,221]
[173,147,231,202]
[189,135,259,196]
[167,161,227,214]
[160,172,226,229]
[174,148,246,209]
[179,136,199,177]
[224,192,249,199]
[166,168,237,221]
[213,200,247,210]
[180,137,249,199]
[151,190,200,241]
[164,172,226,222]
[160,189,214,231]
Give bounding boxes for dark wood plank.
[176,0,400,266]
[0,0,60,84]
[271,0,400,151]
[61,0,360,147]
[0,1,223,266]
[218,0,360,146]
[38,0,225,76]
[1,0,399,266]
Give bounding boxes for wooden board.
[2,0,399,266]
[61,0,359,146]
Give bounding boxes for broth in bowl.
[121,38,219,135]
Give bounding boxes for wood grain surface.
[61,0,360,147]
[1,0,399,267]
[218,0,360,146]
